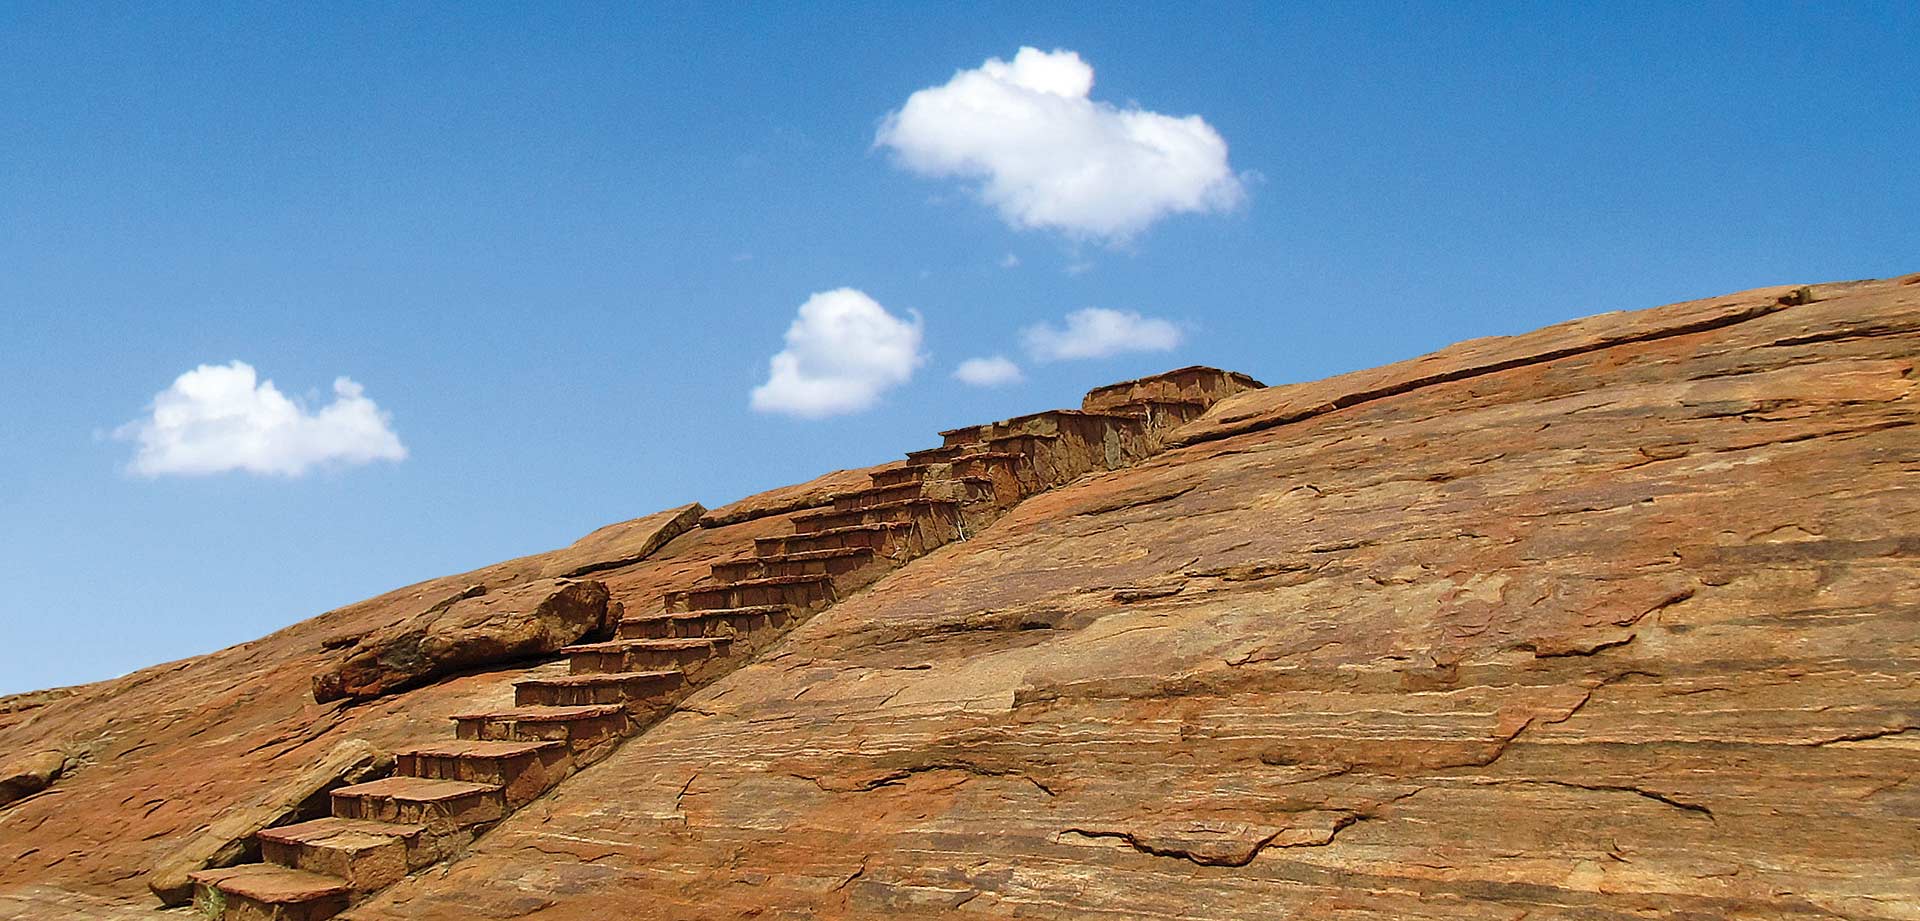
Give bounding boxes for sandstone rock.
[531,503,705,578]
[1167,283,1804,448]
[1081,364,1265,412]
[146,739,390,906]
[0,500,749,908]
[341,275,1920,920]
[699,463,907,528]
[7,276,1919,920]
[313,579,616,703]
[0,750,68,808]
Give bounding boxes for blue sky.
[1,2,1914,694]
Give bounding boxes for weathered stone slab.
[146,739,390,906]
[0,750,68,808]
[312,579,617,703]
[700,463,908,528]
[1168,283,1806,447]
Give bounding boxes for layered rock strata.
[341,275,1919,920]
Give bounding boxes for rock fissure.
[1478,779,1716,819]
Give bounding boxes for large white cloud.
[115,361,407,477]
[1023,308,1183,362]
[750,288,924,418]
[876,46,1244,242]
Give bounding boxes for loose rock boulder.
[0,750,69,808]
[312,578,617,703]
[146,738,391,906]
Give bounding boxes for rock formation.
[0,273,1915,920]
[312,580,618,703]
[0,751,67,809]
[145,740,392,906]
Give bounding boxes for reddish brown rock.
[5,275,1918,921]
[0,501,774,911]
[336,275,1914,920]
[146,739,392,906]
[698,462,907,528]
[0,750,67,809]
[312,580,616,703]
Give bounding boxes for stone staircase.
[185,366,1260,921]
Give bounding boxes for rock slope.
[342,274,1915,920]
[3,273,1916,919]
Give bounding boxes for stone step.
[790,498,961,536]
[395,740,571,808]
[256,817,437,895]
[449,704,630,762]
[664,574,834,613]
[562,636,733,675]
[937,409,1146,448]
[1080,365,1264,413]
[869,451,1027,489]
[1104,397,1214,429]
[753,521,926,558]
[330,777,506,836]
[189,863,349,921]
[830,476,996,512]
[906,431,1058,465]
[616,605,793,640]
[711,546,877,582]
[514,669,684,709]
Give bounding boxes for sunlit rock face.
[3,274,1916,920]
[340,275,1920,920]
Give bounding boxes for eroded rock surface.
[312,579,616,703]
[342,275,1918,920]
[699,463,907,528]
[0,751,67,809]
[3,275,1916,920]
[146,739,391,905]
[0,501,779,910]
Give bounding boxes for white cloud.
[999,252,1021,269]
[750,288,924,418]
[1023,308,1183,362]
[115,361,407,477]
[876,46,1244,243]
[953,356,1024,387]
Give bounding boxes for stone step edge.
[561,637,732,655]
[447,703,627,723]
[618,605,792,625]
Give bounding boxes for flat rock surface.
[189,864,349,901]
[332,777,497,801]
[333,275,1917,919]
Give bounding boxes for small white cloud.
[953,356,1024,387]
[751,288,924,418]
[999,252,1021,269]
[876,46,1243,243]
[115,361,407,477]
[1023,308,1183,362]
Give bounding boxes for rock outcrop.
[311,579,619,703]
[698,464,908,528]
[146,740,392,906]
[1,273,1915,920]
[0,751,68,809]
[341,274,1914,920]
[0,503,744,916]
